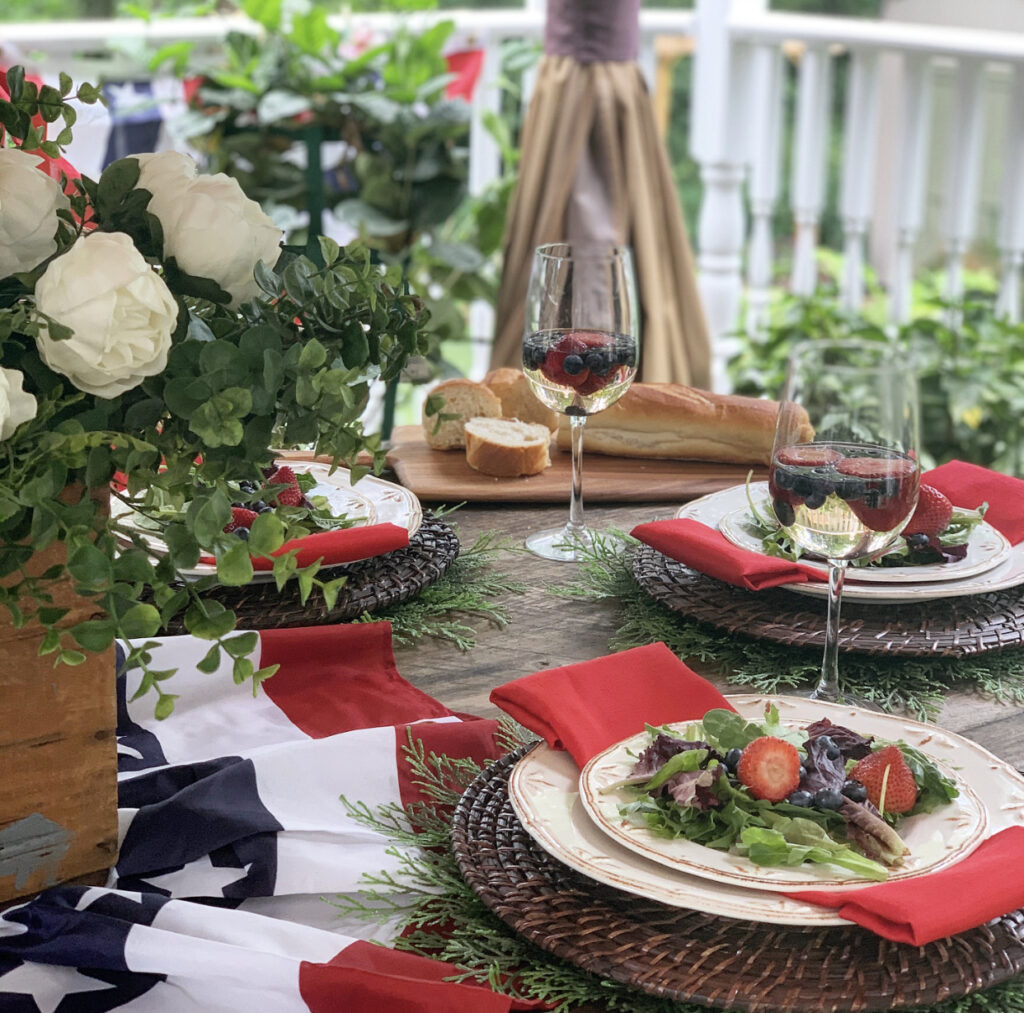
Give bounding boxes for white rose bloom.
[0,149,70,281]
[135,150,198,192]
[34,231,178,399]
[0,367,37,440]
[142,157,282,309]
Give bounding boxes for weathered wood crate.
[0,541,118,904]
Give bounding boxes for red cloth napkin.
[925,460,1024,545]
[492,647,1024,945]
[489,642,733,768]
[631,517,827,591]
[200,523,410,570]
[791,827,1024,945]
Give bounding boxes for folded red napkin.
[925,460,1024,545]
[200,523,410,570]
[489,642,733,768]
[630,518,827,591]
[791,827,1024,945]
[492,647,1024,945]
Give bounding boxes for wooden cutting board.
[385,426,767,503]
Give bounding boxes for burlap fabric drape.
[490,53,711,387]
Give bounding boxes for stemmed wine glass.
[521,243,640,561]
[770,340,920,703]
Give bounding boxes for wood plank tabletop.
[395,499,1024,772]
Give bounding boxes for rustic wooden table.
[397,500,1024,772]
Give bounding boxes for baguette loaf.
[464,417,552,477]
[422,378,502,450]
[482,367,559,432]
[554,384,808,465]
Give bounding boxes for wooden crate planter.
[0,540,118,904]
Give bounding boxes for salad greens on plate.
[613,705,960,881]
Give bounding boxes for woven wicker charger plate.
[164,512,458,632]
[631,544,1024,658]
[451,747,1024,1013]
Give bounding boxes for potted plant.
[0,66,430,900]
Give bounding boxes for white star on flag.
[141,854,252,896]
[0,961,113,1013]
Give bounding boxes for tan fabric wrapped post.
[490,0,711,387]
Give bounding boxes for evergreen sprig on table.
[334,728,1024,1013]
[552,533,1024,720]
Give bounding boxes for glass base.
[525,525,593,562]
[789,684,884,712]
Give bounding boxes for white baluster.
[943,57,987,307]
[690,0,761,388]
[790,46,834,296]
[889,53,934,324]
[745,42,785,335]
[997,63,1024,322]
[839,49,880,312]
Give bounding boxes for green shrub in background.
[728,285,1024,478]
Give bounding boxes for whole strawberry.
[735,736,802,802]
[224,506,258,533]
[903,484,953,537]
[849,745,918,814]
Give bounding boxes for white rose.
[0,367,37,440]
[0,149,70,281]
[34,231,178,399]
[141,154,282,308]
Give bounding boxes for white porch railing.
[4,4,1023,390]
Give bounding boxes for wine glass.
[521,243,640,561]
[770,340,920,704]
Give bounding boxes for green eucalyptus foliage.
[728,293,1024,477]
[0,74,431,714]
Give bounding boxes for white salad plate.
[511,696,1024,924]
[111,461,422,582]
[578,695,1003,893]
[675,483,1024,604]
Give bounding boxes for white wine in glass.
[771,340,920,704]
[522,243,640,561]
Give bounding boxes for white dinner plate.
[718,485,1011,584]
[578,695,991,892]
[112,462,422,582]
[675,483,1024,604]
[511,695,1024,924]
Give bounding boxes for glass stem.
[813,559,848,702]
[566,414,587,537]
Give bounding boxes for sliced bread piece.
[483,367,559,432]
[422,378,502,450]
[464,417,552,477]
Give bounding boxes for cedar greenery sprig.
[335,729,1024,1013]
[552,533,1024,720]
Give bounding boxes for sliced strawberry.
[776,445,843,468]
[903,485,953,537]
[567,329,612,349]
[224,507,258,533]
[268,465,298,486]
[575,370,610,396]
[849,745,918,814]
[736,736,802,802]
[836,456,917,480]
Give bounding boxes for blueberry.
[787,790,813,807]
[792,476,813,498]
[724,748,742,772]
[252,501,268,513]
[772,498,795,527]
[837,477,866,501]
[584,351,610,375]
[817,735,841,760]
[841,779,867,803]
[616,346,637,368]
[812,788,845,810]
[239,480,257,494]
[234,527,251,541]
[804,490,828,510]
[773,467,795,492]
[906,532,930,549]
[563,354,585,376]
